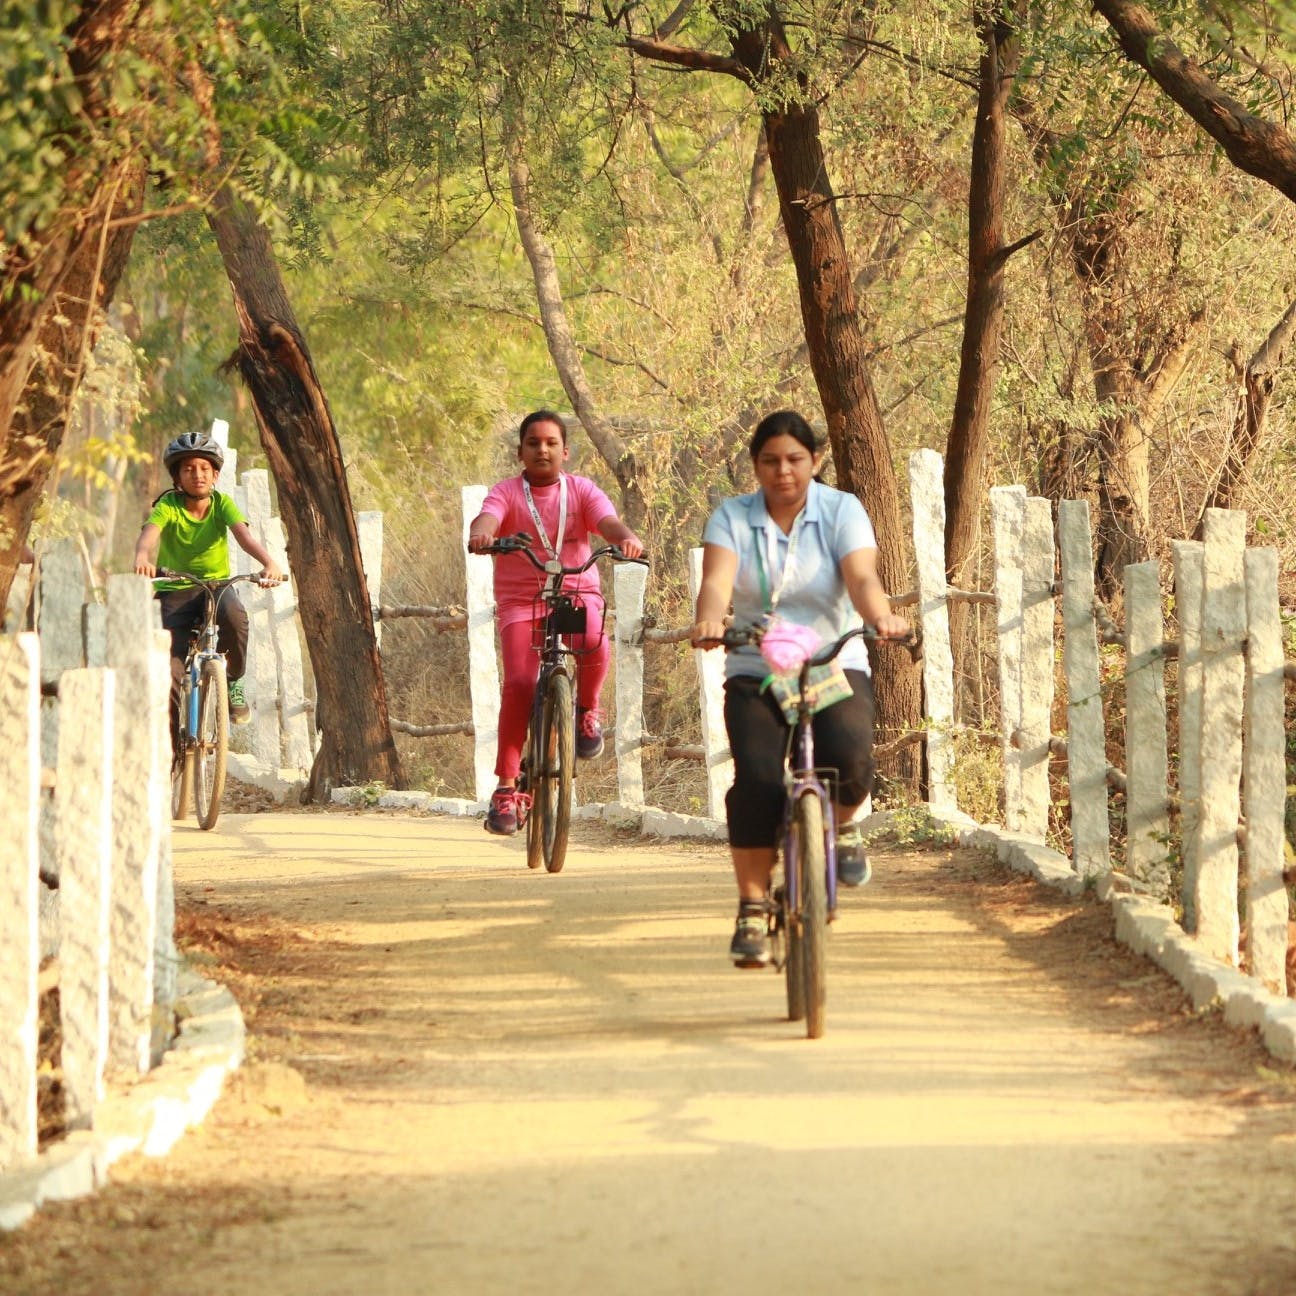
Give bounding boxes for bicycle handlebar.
[470,533,649,574]
[156,569,283,589]
[701,620,916,663]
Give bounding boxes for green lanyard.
[753,512,805,614]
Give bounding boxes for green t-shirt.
[148,490,246,590]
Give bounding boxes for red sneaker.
[576,707,605,759]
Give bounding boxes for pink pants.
[495,619,609,779]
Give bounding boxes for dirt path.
[3,808,1296,1295]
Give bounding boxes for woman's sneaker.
[729,900,773,968]
[836,825,871,887]
[576,707,605,759]
[485,787,523,836]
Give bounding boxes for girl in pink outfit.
[467,410,645,836]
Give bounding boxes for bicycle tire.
[540,671,574,873]
[194,660,229,831]
[171,749,194,820]
[782,878,806,1024]
[794,792,828,1039]
[523,721,545,870]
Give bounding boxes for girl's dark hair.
[749,409,819,458]
[518,409,567,445]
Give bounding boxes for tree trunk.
[728,18,923,761]
[944,0,1025,692]
[507,141,649,532]
[1196,300,1296,529]
[205,185,405,801]
[0,160,144,605]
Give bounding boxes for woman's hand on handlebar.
[871,612,911,641]
[690,619,730,649]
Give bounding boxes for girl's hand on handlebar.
[615,532,645,560]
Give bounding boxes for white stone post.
[689,547,731,822]
[1170,540,1205,931]
[212,419,236,494]
[1195,509,1247,965]
[238,469,281,772]
[105,575,168,1073]
[56,668,115,1128]
[1019,497,1055,839]
[463,487,500,803]
[613,562,647,808]
[907,450,956,813]
[264,516,314,770]
[1243,547,1289,993]
[1124,562,1170,896]
[0,634,40,1169]
[358,511,384,649]
[36,539,86,955]
[1056,500,1109,878]
[990,487,1026,830]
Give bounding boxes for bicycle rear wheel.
[538,671,574,872]
[194,660,229,831]
[780,879,805,1024]
[792,792,828,1039]
[172,749,194,820]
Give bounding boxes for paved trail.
[3,809,1296,1295]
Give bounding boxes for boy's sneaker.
[485,787,523,836]
[576,707,605,759]
[836,824,871,888]
[729,900,773,968]
[228,678,251,724]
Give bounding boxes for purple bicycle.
[712,620,913,1038]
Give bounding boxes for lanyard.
[753,510,805,613]
[521,473,568,560]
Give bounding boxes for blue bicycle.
[714,621,912,1038]
[160,569,268,831]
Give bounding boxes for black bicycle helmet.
[162,430,225,476]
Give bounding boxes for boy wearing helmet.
[133,431,282,729]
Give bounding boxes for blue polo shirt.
[701,481,878,680]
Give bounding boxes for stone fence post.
[0,634,40,1170]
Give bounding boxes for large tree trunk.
[728,17,923,759]
[944,0,1027,691]
[0,0,148,603]
[205,185,405,801]
[0,161,144,604]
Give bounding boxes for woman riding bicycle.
[467,410,644,837]
[689,410,909,968]
[132,430,282,741]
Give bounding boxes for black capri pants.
[723,669,876,849]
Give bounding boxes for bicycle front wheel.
[538,671,574,872]
[793,791,828,1039]
[194,660,229,831]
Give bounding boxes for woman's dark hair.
[749,409,819,459]
[518,409,568,445]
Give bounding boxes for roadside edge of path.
[0,965,245,1232]
[896,806,1296,1068]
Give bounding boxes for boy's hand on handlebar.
[256,560,283,587]
[134,560,157,578]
